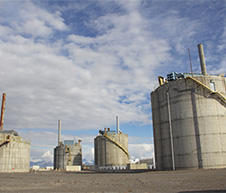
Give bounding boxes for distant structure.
[54,120,82,171]
[151,44,226,170]
[0,93,30,172]
[94,116,129,169]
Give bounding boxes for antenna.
[188,48,193,76]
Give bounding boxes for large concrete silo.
[0,93,30,172]
[94,119,129,168]
[151,44,226,170]
[0,130,31,172]
[54,142,82,170]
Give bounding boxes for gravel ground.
[0,168,226,193]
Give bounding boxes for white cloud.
[83,147,94,163]
[41,150,53,162]
[0,1,68,38]
[129,143,154,160]
[2,4,165,130]
[30,148,53,163]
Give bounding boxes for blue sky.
[0,0,226,164]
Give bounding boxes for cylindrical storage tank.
[54,148,57,170]
[151,75,226,170]
[94,133,129,167]
[0,132,30,172]
[55,145,65,170]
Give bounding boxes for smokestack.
[0,93,6,131]
[58,120,61,145]
[116,116,119,134]
[197,44,207,75]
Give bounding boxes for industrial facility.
[94,116,129,169]
[0,93,31,172]
[151,44,226,170]
[54,120,82,171]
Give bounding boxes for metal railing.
[186,76,226,108]
[104,134,129,158]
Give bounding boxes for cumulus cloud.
[1,0,168,131]
[129,143,154,160]
[41,150,53,161]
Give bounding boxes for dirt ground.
[0,168,226,193]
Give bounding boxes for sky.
[0,0,226,165]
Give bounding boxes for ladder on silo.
[104,134,130,158]
[186,76,226,108]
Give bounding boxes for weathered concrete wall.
[127,163,147,169]
[94,133,129,167]
[54,144,82,170]
[66,165,81,171]
[151,75,226,170]
[0,133,30,172]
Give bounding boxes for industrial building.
[54,120,82,171]
[0,93,31,172]
[94,116,129,169]
[151,44,226,170]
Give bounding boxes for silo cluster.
[151,44,226,170]
[54,120,82,171]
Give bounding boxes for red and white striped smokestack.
[0,93,6,131]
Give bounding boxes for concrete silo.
[54,120,82,171]
[151,44,226,170]
[94,117,129,168]
[0,130,31,172]
[0,93,31,172]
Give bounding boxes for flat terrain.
[0,169,226,193]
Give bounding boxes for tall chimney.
[197,44,207,75]
[116,116,119,134]
[58,120,61,145]
[0,93,6,131]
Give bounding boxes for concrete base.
[127,163,148,170]
[66,165,81,171]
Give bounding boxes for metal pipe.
[78,139,82,146]
[58,120,61,145]
[188,48,193,76]
[167,92,175,171]
[0,93,6,131]
[197,44,207,75]
[116,116,119,134]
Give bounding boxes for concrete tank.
[151,75,226,170]
[54,141,82,170]
[94,129,129,167]
[0,131,30,172]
